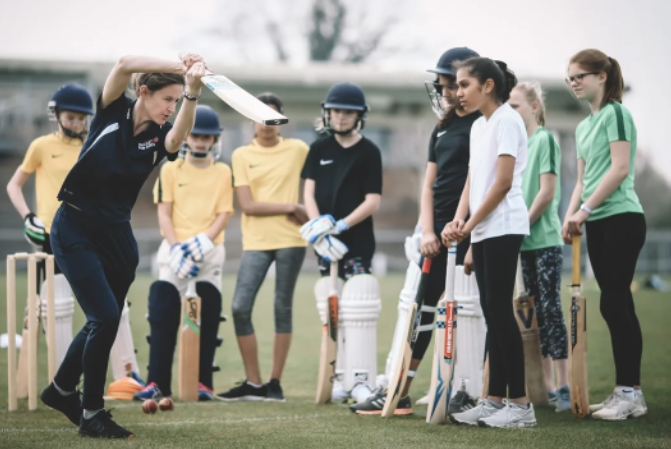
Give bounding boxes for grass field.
[1,271,670,448]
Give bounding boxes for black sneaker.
[349,388,412,415]
[78,410,133,439]
[40,382,82,426]
[216,380,267,402]
[264,379,285,403]
[447,387,478,416]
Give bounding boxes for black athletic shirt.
[428,112,480,223]
[58,94,177,222]
[301,135,382,260]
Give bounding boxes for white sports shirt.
[469,102,530,243]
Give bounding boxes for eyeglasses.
[565,72,600,84]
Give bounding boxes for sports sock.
[246,381,263,388]
[615,386,635,399]
[53,381,75,396]
[83,408,103,419]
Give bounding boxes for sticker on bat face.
[204,76,237,91]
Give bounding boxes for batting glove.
[169,243,201,279]
[23,212,46,250]
[181,233,214,262]
[313,235,349,263]
[300,214,336,243]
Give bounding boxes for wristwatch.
[183,91,201,101]
[580,204,593,215]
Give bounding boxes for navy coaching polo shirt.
[58,94,177,222]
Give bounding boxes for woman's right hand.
[561,221,572,244]
[420,232,441,259]
[442,219,465,245]
[287,204,309,225]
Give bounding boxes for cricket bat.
[426,243,458,424]
[514,258,549,407]
[179,52,289,126]
[569,235,590,417]
[382,258,433,418]
[316,262,339,404]
[178,281,201,402]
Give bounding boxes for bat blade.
[201,74,289,126]
[178,284,201,402]
[316,263,339,404]
[426,298,457,424]
[514,294,549,406]
[569,235,589,417]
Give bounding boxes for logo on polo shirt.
[320,159,334,165]
[138,137,159,151]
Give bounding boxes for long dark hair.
[569,49,624,108]
[456,57,517,103]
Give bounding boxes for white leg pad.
[109,300,140,380]
[383,261,421,384]
[453,266,486,399]
[314,277,345,398]
[340,274,381,392]
[40,273,74,371]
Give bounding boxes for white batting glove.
[23,213,46,250]
[300,215,336,243]
[404,226,422,265]
[169,244,200,279]
[181,233,214,262]
[313,235,349,263]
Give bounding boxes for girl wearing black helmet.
[301,83,383,403]
[135,105,233,402]
[444,57,536,428]
[39,53,206,439]
[218,93,309,403]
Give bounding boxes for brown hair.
[514,82,546,126]
[132,73,185,96]
[569,49,624,108]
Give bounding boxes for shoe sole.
[477,419,537,428]
[264,397,286,403]
[354,409,412,416]
[78,430,134,439]
[215,396,265,402]
[594,409,647,421]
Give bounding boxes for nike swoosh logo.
[178,183,189,187]
[437,131,447,138]
[52,154,64,158]
[320,159,334,165]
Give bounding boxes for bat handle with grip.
[178,51,214,76]
[572,235,582,287]
[186,280,197,298]
[445,242,457,300]
[515,256,526,296]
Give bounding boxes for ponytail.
[514,82,546,126]
[457,57,517,103]
[569,49,624,108]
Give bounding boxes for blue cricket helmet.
[48,83,94,115]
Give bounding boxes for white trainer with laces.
[592,392,647,421]
[415,392,430,405]
[449,399,501,426]
[590,392,618,413]
[478,400,537,429]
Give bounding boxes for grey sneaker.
[349,388,412,415]
[556,385,571,412]
[478,401,537,428]
[593,391,647,421]
[450,399,501,426]
[548,389,558,405]
[590,392,618,413]
[447,388,478,416]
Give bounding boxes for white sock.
[615,386,635,399]
[83,408,103,420]
[246,381,263,389]
[510,402,530,410]
[53,381,75,397]
[634,390,643,398]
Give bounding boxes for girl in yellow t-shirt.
[217,93,309,403]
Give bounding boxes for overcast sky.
[1,0,668,180]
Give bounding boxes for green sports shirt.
[576,102,643,221]
[521,127,563,251]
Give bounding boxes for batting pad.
[110,300,141,380]
[453,266,486,399]
[40,273,74,371]
[383,261,421,384]
[340,274,381,391]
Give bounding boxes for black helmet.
[182,105,223,160]
[427,47,479,76]
[47,83,94,140]
[321,82,368,135]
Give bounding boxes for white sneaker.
[449,399,501,426]
[592,392,647,421]
[478,401,537,428]
[590,392,618,413]
[415,392,430,405]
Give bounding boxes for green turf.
[1,272,670,448]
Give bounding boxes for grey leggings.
[232,247,306,336]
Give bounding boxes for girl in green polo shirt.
[509,82,570,412]
[563,49,647,421]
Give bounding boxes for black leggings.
[586,212,646,387]
[472,234,526,399]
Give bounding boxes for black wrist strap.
[183,92,201,101]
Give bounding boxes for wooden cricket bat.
[514,258,549,407]
[569,235,590,417]
[382,258,433,418]
[316,262,339,404]
[178,281,201,402]
[427,242,458,424]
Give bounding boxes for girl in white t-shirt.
[443,57,535,428]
